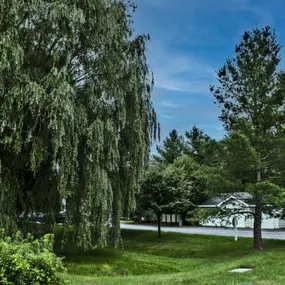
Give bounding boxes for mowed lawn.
[57,229,285,285]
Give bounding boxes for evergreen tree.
[153,129,185,164]
[210,26,285,250]
[185,125,219,166]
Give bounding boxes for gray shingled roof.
[201,192,253,206]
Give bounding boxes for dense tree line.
[139,26,285,250]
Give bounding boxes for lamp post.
[232,217,238,241]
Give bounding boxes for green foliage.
[183,126,222,205]
[186,207,221,225]
[210,26,285,194]
[0,0,158,248]
[138,166,176,215]
[153,126,216,208]
[138,162,194,216]
[214,132,257,202]
[210,26,285,249]
[163,162,195,213]
[247,180,285,209]
[0,229,66,285]
[211,26,285,133]
[153,129,185,164]
[185,125,217,166]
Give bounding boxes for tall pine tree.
[210,26,285,250]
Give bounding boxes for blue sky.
[133,0,285,150]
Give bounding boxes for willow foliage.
[0,0,158,249]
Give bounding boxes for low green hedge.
[0,229,66,285]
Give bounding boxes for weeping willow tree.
[0,0,158,249]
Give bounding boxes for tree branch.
[27,156,52,192]
[16,11,29,28]
[261,149,277,161]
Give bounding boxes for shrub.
[0,229,66,285]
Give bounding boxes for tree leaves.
[138,161,194,216]
[210,26,285,249]
[0,0,158,249]
[153,129,185,165]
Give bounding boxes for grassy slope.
[58,229,285,285]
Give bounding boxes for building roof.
[201,192,254,207]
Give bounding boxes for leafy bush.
[0,229,66,285]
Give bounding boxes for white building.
[161,214,182,224]
[199,192,285,229]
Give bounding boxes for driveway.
[121,223,285,240]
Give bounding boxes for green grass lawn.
[57,229,285,285]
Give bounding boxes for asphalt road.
[121,223,285,240]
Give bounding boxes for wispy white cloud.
[144,0,274,94]
[135,0,279,145]
[148,44,216,93]
[138,1,270,95]
[216,0,274,25]
[156,79,212,93]
[160,114,175,120]
[142,0,273,23]
[160,100,180,108]
[216,126,224,132]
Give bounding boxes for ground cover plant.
[0,229,65,285]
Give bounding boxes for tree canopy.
[138,158,194,237]
[153,129,185,164]
[0,0,158,249]
[185,126,215,165]
[210,26,285,250]
[152,127,213,208]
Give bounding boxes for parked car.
[131,210,157,223]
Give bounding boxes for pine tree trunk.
[254,155,263,250]
[254,194,263,250]
[157,213,161,238]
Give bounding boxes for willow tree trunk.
[157,213,161,238]
[254,154,263,250]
